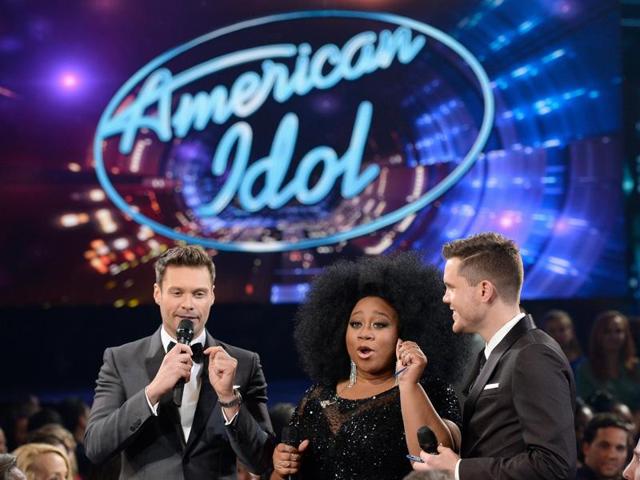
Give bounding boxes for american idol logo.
[94,11,494,252]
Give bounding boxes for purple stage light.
[60,72,79,90]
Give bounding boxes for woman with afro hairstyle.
[271,251,467,480]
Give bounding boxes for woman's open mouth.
[356,346,374,359]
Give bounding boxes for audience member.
[57,398,90,479]
[57,400,88,448]
[0,453,26,480]
[5,415,28,453]
[0,427,7,454]
[543,309,585,372]
[13,443,71,480]
[588,390,637,436]
[26,424,79,479]
[576,397,595,465]
[577,413,631,480]
[623,436,640,480]
[26,409,63,435]
[576,311,640,414]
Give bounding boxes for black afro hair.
[293,251,469,386]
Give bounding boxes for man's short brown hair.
[154,245,215,286]
[442,232,523,304]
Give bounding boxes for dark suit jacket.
[85,327,274,479]
[459,315,577,479]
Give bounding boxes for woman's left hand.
[395,339,427,384]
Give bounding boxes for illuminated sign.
[94,10,494,252]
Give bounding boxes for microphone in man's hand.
[280,426,299,479]
[417,425,438,454]
[173,319,194,407]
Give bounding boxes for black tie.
[167,341,205,364]
[467,350,486,393]
[477,351,486,375]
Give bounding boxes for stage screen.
[0,0,626,306]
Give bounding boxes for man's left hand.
[204,346,238,399]
[411,445,459,473]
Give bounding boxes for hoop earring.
[348,360,357,388]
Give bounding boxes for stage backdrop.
[0,0,626,306]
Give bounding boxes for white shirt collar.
[161,326,207,353]
[484,312,525,359]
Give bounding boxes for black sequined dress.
[290,377,461,480]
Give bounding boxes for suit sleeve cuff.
[455,459,461,480]
[144,387,159,416]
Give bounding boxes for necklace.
[320,375,396,409]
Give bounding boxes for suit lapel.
[144,328,165,386]
[462,349,486,396]
[185,333,219,455]
[462,315,536,432]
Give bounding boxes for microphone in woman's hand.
[280,425,300,480]
[281,425,299,446]
[417,425,438,454]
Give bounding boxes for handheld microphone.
[280,426,299,480]
[281,425,299,446]
[173,319,194,407]
[417,425,438,454]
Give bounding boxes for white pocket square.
[483,383,499,390]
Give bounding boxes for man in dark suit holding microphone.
[85,245,274,479]
[413,232,576,479]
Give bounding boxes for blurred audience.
[0,453,26,480]
[26,410,63,435]
[588,390,637,439]
[576,397,595,465]
[0,427,7,454]
[27,425,79,479]
[577,413,631,480]
[543,309,585,372]
[624,436,640,480]
[576,311,640,416]
[13,443,71,480]
[57,399,90,479]
[7,414,30,453]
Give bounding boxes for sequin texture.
[290,377,461,480]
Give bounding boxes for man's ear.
[478,280,496,303]
[153,283,161,305]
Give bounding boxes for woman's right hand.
[272,440,309,478]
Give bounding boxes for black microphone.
[280,426,299,480]
[173,319,194,407]
[281,425,299,446]
[417,425,438,454]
